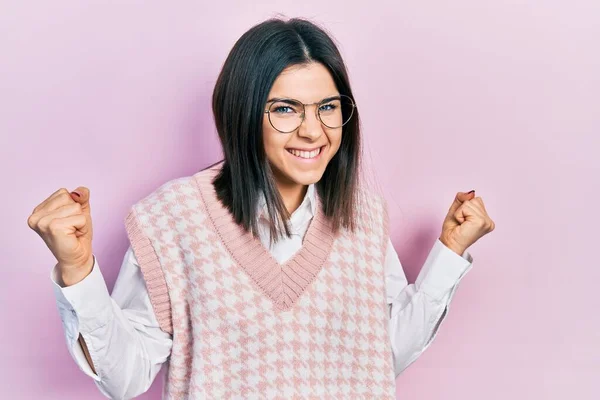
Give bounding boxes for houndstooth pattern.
[125,167,397,399]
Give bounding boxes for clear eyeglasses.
[264,94,356,133]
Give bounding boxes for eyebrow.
[266,95,341,104]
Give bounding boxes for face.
[262,62,343,189]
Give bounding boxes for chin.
[290,170,324,186]
[278,164,327,186]
[279,161,325,185]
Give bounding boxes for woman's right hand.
[27,187,94,286]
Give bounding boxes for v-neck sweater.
[124,164,396,399]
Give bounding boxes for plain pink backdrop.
[2,1,599,399]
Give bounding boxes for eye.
[273,106,294,114]
[270,101,301,114]
[319,103,338,112]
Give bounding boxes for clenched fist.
[27,187,94,286]
[440,190,495,256]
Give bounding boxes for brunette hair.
[211,17,362,242]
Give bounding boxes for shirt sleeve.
[51,246,173,399]
[385,237,473,377]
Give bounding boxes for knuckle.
[27,214,36,229]
[60,192,72,202]
[37,223,46,233]
[32,202,44,214]
[37,215,49,231]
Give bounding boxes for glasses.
[264,94,356,133]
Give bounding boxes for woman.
[28,17,494,399]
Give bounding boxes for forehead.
[268,62,338,102]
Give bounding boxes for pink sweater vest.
[124,164,396,399]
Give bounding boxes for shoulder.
[347,185,388,238]
[131,175,195,211]
[356,185,388,216]
[132,162,223,210]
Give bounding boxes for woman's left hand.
[439,190,495,255]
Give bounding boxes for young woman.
[28,17,494,399]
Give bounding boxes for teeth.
[288,147,321,159]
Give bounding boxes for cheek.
[262,120,287,161]
[326,130,343,154]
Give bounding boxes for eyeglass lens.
[267,95,355,133]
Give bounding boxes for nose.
[297,105,324,140]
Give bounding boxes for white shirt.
[52,184,473,400]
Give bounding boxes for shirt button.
[71,309,77,316]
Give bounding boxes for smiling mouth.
[286,145,325,159]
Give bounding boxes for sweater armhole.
[124,208,173,335]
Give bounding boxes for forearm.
[388,239,473,377]
[79,301,168,399]
[388,286,448,376]
[52,255,172,399]
[62,259,97,375]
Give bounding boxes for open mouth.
[285,145,325,160]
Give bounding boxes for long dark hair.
[211,17,362,242]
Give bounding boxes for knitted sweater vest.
[124,164,397,399]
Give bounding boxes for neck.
[275,179,308,215]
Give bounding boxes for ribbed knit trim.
[193,166,336,311]
[124,208,173,335]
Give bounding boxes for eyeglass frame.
[263,94,357,133]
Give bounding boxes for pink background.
[2,1,598,399]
